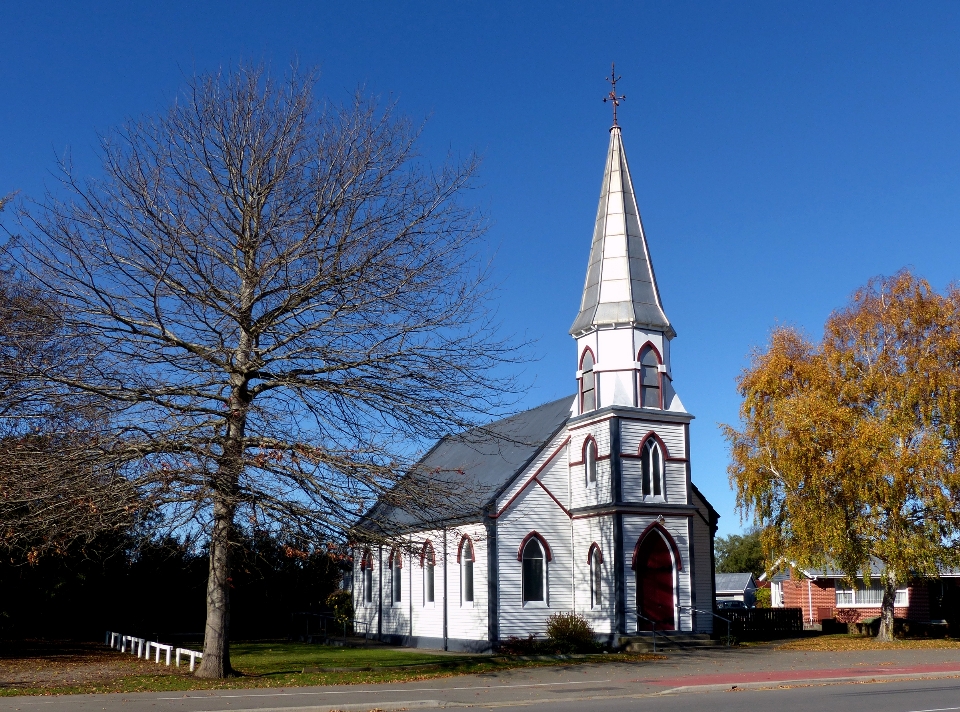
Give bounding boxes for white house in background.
[352,118,719,651]
[715,573,757,607]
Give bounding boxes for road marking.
[906,708,960,712]
[156,678,613,701]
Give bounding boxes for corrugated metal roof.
[715,572,756,593]
[570,126,674,337]
[360,395,575,534]
[770,557,960,581]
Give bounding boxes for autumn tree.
[724,271,960,641]
[14,64,521,677]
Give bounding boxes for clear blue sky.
[4,1,960,537]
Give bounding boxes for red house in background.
[762,560,960,628]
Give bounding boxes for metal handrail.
[635,612,662,653]
[678,606,733,647]
[291,611,371,644]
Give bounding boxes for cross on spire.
[603,62,626,127]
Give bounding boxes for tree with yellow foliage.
[725,271,960,641]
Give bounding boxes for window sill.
[460,601,475,608]
[422,602,436,608]
[522,600,548,608]
[835,602,908,608]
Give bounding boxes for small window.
[423,543,435,604]
[641,437,663,498]
[461,539,475,603]
[639,346,661,409]
[584,438,598,485]
[391,551,402,604]
[581,350,596,412]
[522,538,545,603]
[362,550,373,604]
[590,547,602,608]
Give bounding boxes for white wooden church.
[352,118,719,651]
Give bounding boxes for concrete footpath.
[3,644,960,711]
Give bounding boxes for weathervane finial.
[603,62,626,127]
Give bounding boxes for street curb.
[658,669,960,694]
[184,701,441,712]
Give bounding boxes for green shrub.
[545,612,600,653]
[754,587,771,608]
[326,588,353,628]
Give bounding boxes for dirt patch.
[0,640,184,689]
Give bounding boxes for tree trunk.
[876,569,897,642]
[196,492,235,677]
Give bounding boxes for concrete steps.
[619,632,722,653]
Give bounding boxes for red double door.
[635,533,676,631]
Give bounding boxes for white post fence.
[175,647,203,672]
[105,631,200,672]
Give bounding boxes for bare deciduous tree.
[0,270,136,559]
[15,64,522,678]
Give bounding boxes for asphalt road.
[3,675,960,712]
[3,648,960,712]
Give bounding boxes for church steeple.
[569,125,674,339]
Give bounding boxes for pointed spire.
[570,126,675,337]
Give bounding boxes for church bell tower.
[570,79,685,418]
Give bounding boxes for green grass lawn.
[231,641,478,674]
[0,641,657,697]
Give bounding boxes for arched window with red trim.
[459,536,475,604]
[641,436,663,498]
[638,345,661,409]
[421,541,435,604]
[589,544,603,608]
[361,549,373,604]
[389,549,402,604]
[522,536,546,603]
[580,349,596,413]
[584,437,598,485]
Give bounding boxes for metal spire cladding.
[569,124,675,338]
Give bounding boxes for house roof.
[715,573,756,594]
[569,126,674,338]
[763,557,960,582]
[358,395,575,535]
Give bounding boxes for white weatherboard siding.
[620,419,685,456]
[690,491,715,633]
[572,515,615,633]
[409,532,444,641]
[623,515,693,632]
[570,422,612,511]
[620,420,687,504]
[447,524,489,643]
[497,484,574,637]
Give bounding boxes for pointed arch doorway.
[633,527,677,631]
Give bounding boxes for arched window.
[362,550,373,604]
[584,438,598,485]
[390,550,402,604]
[580,350,596,412]
[460,538,475,604]
[590,546,603,608]
[522,538,545,603]
[422,542,435,604]
[639,345,661,409]
[641,437,663,498]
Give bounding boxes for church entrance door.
[635,531,675,631]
